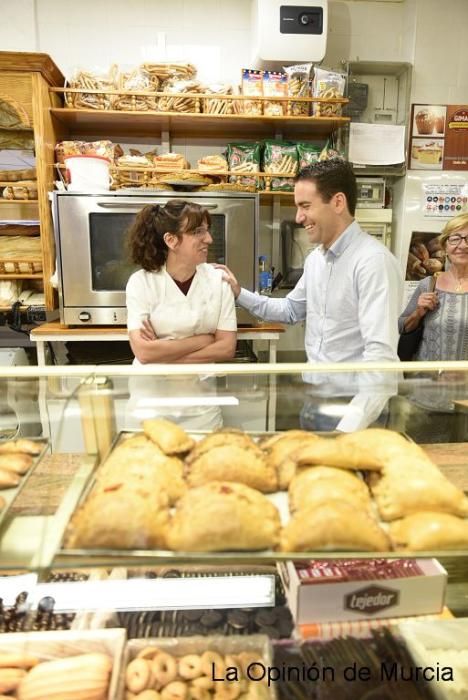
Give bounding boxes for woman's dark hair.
[295,158,357,216]
[127,199,211,271]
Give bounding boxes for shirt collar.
[322,220,360,259]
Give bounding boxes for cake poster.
[443,104,468,170]
[409,104,468,171]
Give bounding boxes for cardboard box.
[278,559,447,624]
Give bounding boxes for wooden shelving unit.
[0,51,65,309]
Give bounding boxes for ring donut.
[137,646,161,661]
[201,650,225,679]
[178,654,202,680]
[135,691,162,700]
[126,658,152,694]
[151,652,177,689]
[160,681,188,700]
[191,675,213,690]
[214,681,242,700]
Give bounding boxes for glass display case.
[0,361,467,698]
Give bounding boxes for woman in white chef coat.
[125,200,237,429]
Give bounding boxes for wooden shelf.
[50,108,350,139]
[0,198,38,203]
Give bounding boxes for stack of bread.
[65,422,468,554]
[0,438,45,509]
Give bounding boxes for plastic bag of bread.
[284,62,312,115]
[158,79,203,113]
[263,71,288,116]
[153,152,189,172]
[263,140,298,192]
[312,67,346,117]
[197,154,228,173]
[65,65,118,110]
[114,67,158,111]
[227,142,262,188]
[239,68,263,116]
[202,83,233,115]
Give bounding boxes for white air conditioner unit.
[252,0,328,67]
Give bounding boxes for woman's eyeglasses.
[447,234,468,247]
[191,226,211,238]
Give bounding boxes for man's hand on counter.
[213,264,241,298]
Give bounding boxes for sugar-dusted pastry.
[167,481,281,551]
[260,431,321,490]
[0,453,33,475]
[186,444,277,492]
[280,499,391,552]
[390,512,468,551]
[289,467,372,513]
[370,465,468,521]
[0,468,21,488]
[186,428,259,465]
[0,439,43,455]
[143,418,194,455]
[66,483,169,549]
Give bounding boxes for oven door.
[55,192,258,325]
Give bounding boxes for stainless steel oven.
[53,191,259,325]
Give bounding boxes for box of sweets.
[278,559,447,624]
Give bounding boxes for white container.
[65,154,112,192]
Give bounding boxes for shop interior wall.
[1,0,467,357]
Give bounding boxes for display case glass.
[0,361,467,572]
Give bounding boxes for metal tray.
[54,429,456,565]
[0,438,49,534]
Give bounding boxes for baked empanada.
[186,428,258,465]
[66,483,169,550]
[261,431,321,490]
[390,512,468,551]
[143,418,194,455]
[0,468,21,488]
[280,499,391,552]
[167,481,281,552]
[338,428,427,467]
[0,453,33,475]
[187,444,277,492]
[289,468,372,513]
[292,436,383,472]
[0,439,43,455]
[370,467,468,521]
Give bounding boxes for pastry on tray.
[65,483,170,550]
[0,453,33,474]
[338,428,427,466]
[185,428,258,464]
[167,481,281,552]
[289,466,372,513]
[291,435,382,472]
[280,499,391,552]
[370,465,468,521]
[143,418,194,455]
[0,468,21,488]
[186,444,277,492]
[259,430,321,489]
[0,438,43,455]
[390,512,468,551]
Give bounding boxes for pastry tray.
[55,430,467,565]
[0,438,49,534]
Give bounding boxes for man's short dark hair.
[295,158,357,216]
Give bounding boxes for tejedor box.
[278,559,447,624]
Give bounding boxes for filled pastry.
[390,512,468,551]
[338,428,428,467]
[0,438,43,455]
[65,483,170,550]
[0,468,21,488]
[186,444,277,492]
[259,430,321,489]
[289,466,372,513]
[0,453,33,475]
[370,464,468,521]
[280,499,391,552]
[143,418,194,455]
[167,481,281,551]
[291,435,383,472]
[186,428,258,464]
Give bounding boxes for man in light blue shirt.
[217,159,403,431]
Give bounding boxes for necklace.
[451,269,468,292]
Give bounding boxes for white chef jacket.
[237,221,403,431]
[125,263,236,429]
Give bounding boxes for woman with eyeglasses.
[399,212,468,361]
[124,200,236,429]
[398,213,468,442]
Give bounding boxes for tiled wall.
[1,0,466,103]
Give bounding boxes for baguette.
[0,453,33,474]
[0,439,43,455]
